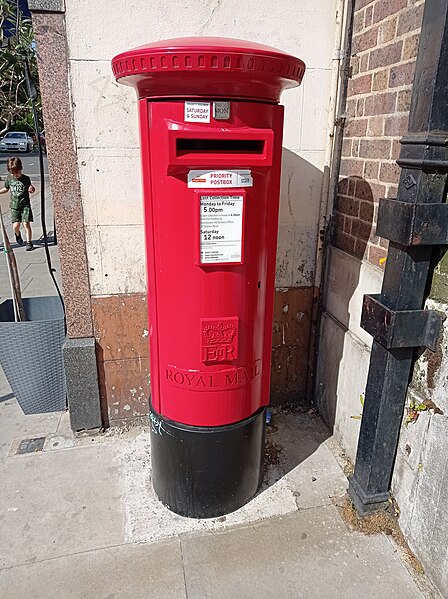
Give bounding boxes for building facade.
[28,0,447,594]
[29,0,339,427]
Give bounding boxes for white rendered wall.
[315,246,383,459]
[64,0,338,295]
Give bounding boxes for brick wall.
[334,0,424,267]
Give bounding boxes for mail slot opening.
[176,138,265,156]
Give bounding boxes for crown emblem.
[203,322,237,345]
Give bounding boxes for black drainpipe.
[348,0,448,515]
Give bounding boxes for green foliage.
[350,393,365,420]
[405,401,428,426]
[0,0,41,135]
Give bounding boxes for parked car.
[31,130,46,154]
[0,131,34,153]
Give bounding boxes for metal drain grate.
[16,437,46,454]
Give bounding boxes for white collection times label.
[200,196,244,264]
[184,102,210,122]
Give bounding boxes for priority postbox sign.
[188,170,253,188]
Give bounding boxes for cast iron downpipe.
[348,0,448,515]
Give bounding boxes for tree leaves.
[0,0,40,135]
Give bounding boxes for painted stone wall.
[61,0,338,422]
[316,0,448,594]
[392,288,448,593]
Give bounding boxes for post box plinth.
[112,37,305,518]
[150,406,265,518]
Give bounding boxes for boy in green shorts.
[0,156,36,251]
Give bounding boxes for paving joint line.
[0,541,133,572]
[178,535,189,599]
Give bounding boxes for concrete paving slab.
[119,429,298,545]
[285,442,348,509]
[0,538,187,599]
[0,370,61,459]
[180,506,424,599]
[268,411,348,509]
[0,444,125,568]
[13,247,49,266]
[22,281,62,297]
[56,410,73,436]
[43,433,75,452]
[117,412,350,545]
[10,251,58,279]
[269,411,331,467]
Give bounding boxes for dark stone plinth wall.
[63,338,102,431]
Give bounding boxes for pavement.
[0,151,60,301]
[0,163,441,598]
[0,383,439,599]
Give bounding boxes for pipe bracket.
[361,294,442,351]
[376,198,448,246]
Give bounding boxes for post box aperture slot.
[167,128,274,168]
[176,138,265,156]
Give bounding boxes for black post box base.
[149,406,266,518]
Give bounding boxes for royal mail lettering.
[165,361,261,392]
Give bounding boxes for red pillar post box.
[112,38,305,517]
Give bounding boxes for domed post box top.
[112,36,305,102]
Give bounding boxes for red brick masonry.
[335,0,424,268]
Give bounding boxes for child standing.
[0,157,36,251]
